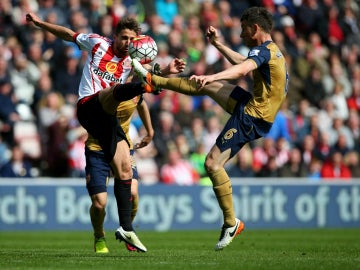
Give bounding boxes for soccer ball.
[128,35,158,64]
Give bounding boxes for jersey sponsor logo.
[93,67,122,83]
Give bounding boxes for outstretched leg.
[132,59,235,111]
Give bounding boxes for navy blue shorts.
[77,93,128,163]
[215,86,272,159]
[85,148,139,196]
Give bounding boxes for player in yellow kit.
[132,6,289,250]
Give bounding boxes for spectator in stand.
[176,0,200,20]
[328,117,354,150]
[257,155,280,178]
[279,147,307,177]
[347,77,360,113]
[326,5,345,51]
[314,131,332,162]
[203,115,222,153]
[265,101,291,143]
[66,125,87,178]
[300,134,316,170]
[344,150,360,178]
[341,5,360,46]
[227,145,254,178]
[331,133,351,157]
[295,0,325,36]
[322,57,352,98]
[330,81,349,121]
[183,116,207,154]
[155,0,178,26]
[252,137,277,174]
[160,146,199,185]
[0,144,33,177]
[153,110,180,168]
[307,158,322,180]
[347,110,360,151]
[302,65,327,108]
[320,150,352,179]
[0,79,20,146]
[0,134,10,168]
[189,142,207,179]
[132,125,159,185]
[10,53,41,108]
[290,99,312,145]
[144,14,169,45]
[37,91,73,176]
[54,46,82,104]
[317,98,335,133]
[275,137,290,168]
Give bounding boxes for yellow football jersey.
[244,41,288,123]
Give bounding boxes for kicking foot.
[132,58,154,93]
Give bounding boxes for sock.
[112,82,144,101]
[131,193,139,221]
[152,75,200,96]
[209,168,236,227]
[114,179,133,231]
[90,205,106,239]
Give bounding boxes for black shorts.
[215,86,272,159]
[77,93,128,163]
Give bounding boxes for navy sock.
[114,179,133,231]
[113,82,144,101]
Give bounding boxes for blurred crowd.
[0,0,360,183]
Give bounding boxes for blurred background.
[0,0,360,185]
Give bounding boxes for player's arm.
[207,26,246,65]
[134,100,154,149]
[191,59,257,87]
[26,13,75,42]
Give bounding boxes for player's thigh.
[110,140,132,179]
[202,81,235,111]
[98,86,118,115]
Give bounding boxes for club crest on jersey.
[106,62,118,73]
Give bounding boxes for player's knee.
[204,157,221,173]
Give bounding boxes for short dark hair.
[115,17,141,35]
[241,7,274,33]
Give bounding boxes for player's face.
[240,21,257,47]
[113,29,137,58]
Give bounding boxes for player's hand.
[206,26,220,45]
[189,74,214,89]
[169,58,186,74]
[134,135,152,149]
[26,13,41,26]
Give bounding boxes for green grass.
[0,229,359,270]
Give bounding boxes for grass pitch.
[0,229,359,270]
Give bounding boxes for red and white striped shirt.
[74,33,133,100]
